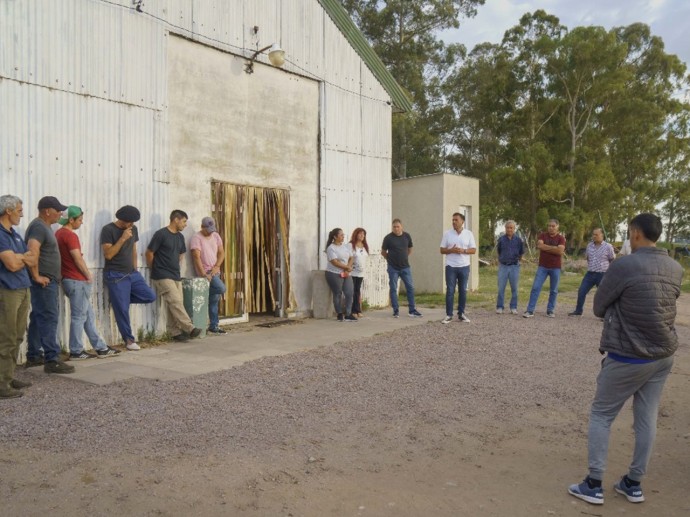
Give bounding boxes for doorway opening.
[211,182,291,320]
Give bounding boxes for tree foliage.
[341,0,485,177]
[343,4,690,246]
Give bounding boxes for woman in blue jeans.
[325,228,357,322]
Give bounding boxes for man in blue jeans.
[568,213,683,506]
[191,217,227,334]
[524,219,566,318]
[440,212,476,323]
[381,219,422,318]
[100,205,156,350]
[495,220,524,315]
[25,196,75,374]
[569,228,615,316]
[56,205,120,359]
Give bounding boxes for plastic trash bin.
[182,277,209,337]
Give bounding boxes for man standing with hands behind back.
[440,212,476,323]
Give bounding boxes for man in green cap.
[56,206,120,360]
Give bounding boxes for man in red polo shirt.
[523,219,566,318]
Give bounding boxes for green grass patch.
[402,262,690,305]
[401,263,586,309]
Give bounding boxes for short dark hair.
[170,209,188,222]
[452,212,465,221]
[392,218,402,225]
[629,213,662,242]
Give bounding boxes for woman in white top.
[349,227,369,318]
[325,228,357,322]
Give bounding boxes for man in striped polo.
[569,228,615,316]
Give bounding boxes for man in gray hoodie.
[568,213,684,506]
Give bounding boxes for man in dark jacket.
[568,213,684,506]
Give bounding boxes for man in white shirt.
[440,213,476,323]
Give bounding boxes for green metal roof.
[318,0,413,112]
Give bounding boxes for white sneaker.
[441,316,453,324]
[126,341,141,351]
[510,309,518,315]
[495,308,503,314]
[459,313,471,323]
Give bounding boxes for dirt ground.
[1,295,689,517]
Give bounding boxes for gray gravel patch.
[2,308,687,459]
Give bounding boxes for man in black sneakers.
[0,195,38,398]
[56,206,120,361]
[568,213,684,505]
[25,196,75,375]
[146,210,202,342]
[381,219,422,318]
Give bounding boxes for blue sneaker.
[408,309,422,317]
[393,310,399,318]
[614,476,644,503]
[568,477,604,505]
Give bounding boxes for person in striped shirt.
[569,228,615,316]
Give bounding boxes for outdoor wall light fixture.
[244,43,286,74]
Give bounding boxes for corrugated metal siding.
[2,0,397,340]
[0,0,166,110]
[281,0,324,76]
[193,0,244,51]
[323,85,361,154]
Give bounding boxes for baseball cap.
[59,205,84,225]
[201,217,217,233]
[37,196,68,212]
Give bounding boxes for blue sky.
[444,0,690,72]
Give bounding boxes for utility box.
[392,173,480,293]
[182,277,209,337]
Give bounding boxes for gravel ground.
[2,306,689,516]
[0,310,658,455]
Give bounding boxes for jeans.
[526,266,561,313]
[62,279,108,354]
[588,356,673,482]
[27,279,62,362]
[351,276,364,314]
[325,271,354,316]
[497,264,520,310]
[387,265,415,312]
[0,287,30,389]
[208,274,227,329]
[104,270,156,343]
[575,271,605,314]
[445,265,470,316]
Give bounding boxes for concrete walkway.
[42,307,447,386]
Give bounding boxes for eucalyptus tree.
[341,0,485,177]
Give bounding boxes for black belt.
[500,262,519,266]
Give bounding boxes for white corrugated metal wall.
[0,0,394,351]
